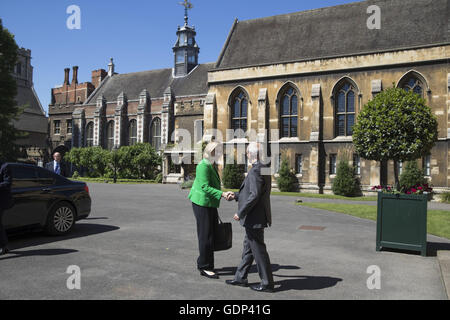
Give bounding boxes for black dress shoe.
[250,284,274,293]
[225,279,248,287]
[199,269,219,279]
[0,247,9,256]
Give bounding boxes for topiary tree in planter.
[353,86,438,190]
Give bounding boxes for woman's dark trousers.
[192,203,218,271]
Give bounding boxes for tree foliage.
[0,19,22,161]
[353,87,438,188]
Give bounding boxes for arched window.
[399,76,424,97]
[335,82,356,137]
[230,90,248,134]
[150,118,161,151]
[128,119,137,146]
[105,120,115,150]
[279,86,298,138]
[85,122,94,147]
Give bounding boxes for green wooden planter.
[376,192,428,256]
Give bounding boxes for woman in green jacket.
[188,142,231,279]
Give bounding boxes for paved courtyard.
[0,183,449,300]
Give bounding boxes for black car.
[3,163,91,236]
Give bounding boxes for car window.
[37,168,57,186]
[10,165,40,189]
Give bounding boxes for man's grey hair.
[247,142,260,163]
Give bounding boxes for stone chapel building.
[203,0,450,192]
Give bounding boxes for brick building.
[48,8,210,182]
[48,65,104,155]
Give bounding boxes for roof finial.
[179,0,193,26]
[108,58,115,77]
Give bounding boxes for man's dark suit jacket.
[234,161,272,229]
[0,164,12,210]
[45,161,69,177]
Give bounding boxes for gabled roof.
[86,63,215,104]
[87,68,173,103]
[215,0,449,70]
[171,63,214,97]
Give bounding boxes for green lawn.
[297,202,450,240]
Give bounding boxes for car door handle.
[42,188,52,193]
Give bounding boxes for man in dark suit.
[0,162,12,255]
[46,152,69,177]
[225,142,274,292]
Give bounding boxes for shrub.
[440,192,450,204]
[222,163,245,189]
[276,157,298,192]
[65,143,161,180]
[332,159,362,197]
[116,143,162,179]
[181,180,194,189]
[399,161,427,191]
[91,147,110,177]
[71,171,80,179]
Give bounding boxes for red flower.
[406,191,411,194]
[411,188,417,193]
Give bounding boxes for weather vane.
[179,0,193,25]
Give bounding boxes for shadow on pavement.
[428,242,450,257]
[377,242,450,257]
[6,223,120,251]
[216,264,300,276]
[216,264,341,292]
[0,248,78,261]
[273,274,343,292]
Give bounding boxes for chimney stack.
[91,69,108,89]
[72,66,79,84]
[108,58,115,77]
[64,68,70,85]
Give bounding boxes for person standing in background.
[46,152,69,177]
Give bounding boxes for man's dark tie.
[55,162,61,175]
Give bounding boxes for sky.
[0,0,358,114]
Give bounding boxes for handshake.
[222,191,236,201]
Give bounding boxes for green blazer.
[188,158,222,208]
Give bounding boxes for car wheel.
[46,202,76,236]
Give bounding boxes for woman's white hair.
[203,141,223,161]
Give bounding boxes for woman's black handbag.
[214,216,232,252]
